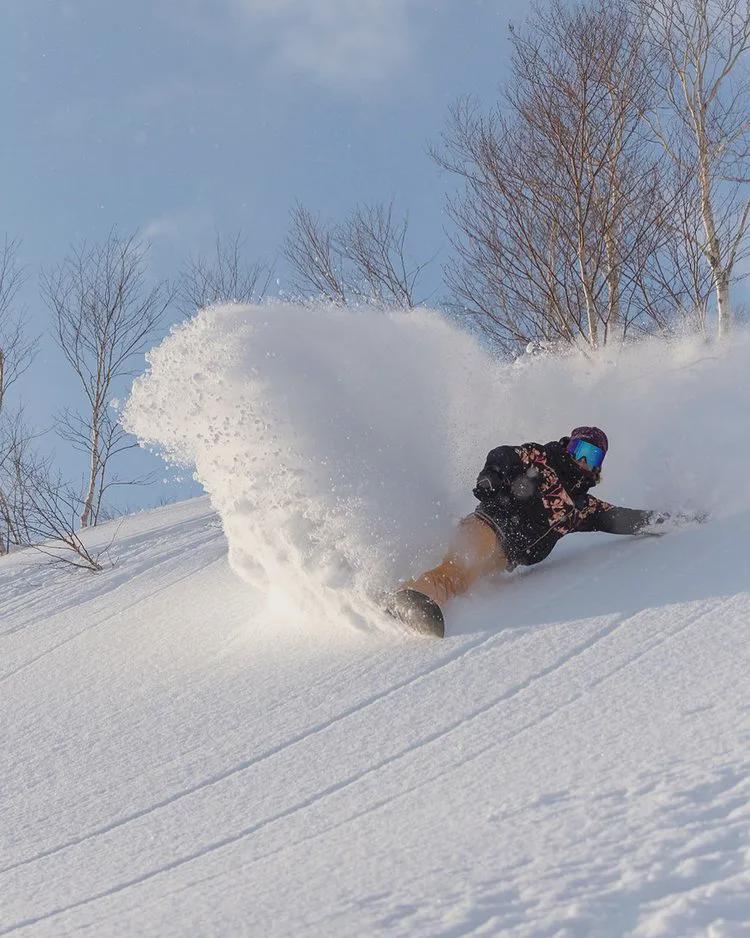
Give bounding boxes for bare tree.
[284,203,352,303]
[284,200,430,307]
[340,203,429,307]
[435,1,680,352]
[10,440,103,570]
[0,238,37,414]
[638,0,750,338]
[41,230,173,528]
[0,411,111,569]
[178,232,274,315]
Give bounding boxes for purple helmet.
[570,426,609,455]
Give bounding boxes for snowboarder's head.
[565,426,608,480]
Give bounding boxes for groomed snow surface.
[3,304,750,936]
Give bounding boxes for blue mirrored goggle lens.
[566,438,605,469]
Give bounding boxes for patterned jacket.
[473,440,659,568]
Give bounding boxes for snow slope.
[3,309,750,936]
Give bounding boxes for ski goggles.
[566,437,605,471]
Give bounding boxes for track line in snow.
[453,596,734,778]
[0,514,221,636]
[1,589,739,934]
[180,596,734,892]
[0,537,664,883]
[1,539,622,882]
[0,609,637,934]
[1,537,721,936]
[0,518,223,636]
[0,620,516,878]
[0,536,225,686]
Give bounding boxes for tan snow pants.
[404,514,508,607]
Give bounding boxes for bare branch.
[338,202,429,307]
[283,204,348,303]
[178,232,274,315]
[283,200,430,307]
[0,238,38,414]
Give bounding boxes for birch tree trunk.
[79,414,100,529]
[604,228,621,345]
[577,237,600,348]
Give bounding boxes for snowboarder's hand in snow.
[642,509,709,535]
[685,510,709,525]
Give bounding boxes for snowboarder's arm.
[581,498,667,535]
[473,446,524,501]
[594,505,664,535]
[581,500,707,535]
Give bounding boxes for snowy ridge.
[3,313,750,935]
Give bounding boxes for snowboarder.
[389,426,701,637]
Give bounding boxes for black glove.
[473,465,506,502]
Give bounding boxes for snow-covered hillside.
[3,307,750,936]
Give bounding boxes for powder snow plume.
[123,302,750,628]
[123,303,490,626]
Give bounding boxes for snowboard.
[386,588,445,638]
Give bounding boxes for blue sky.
[2,0,533,511]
